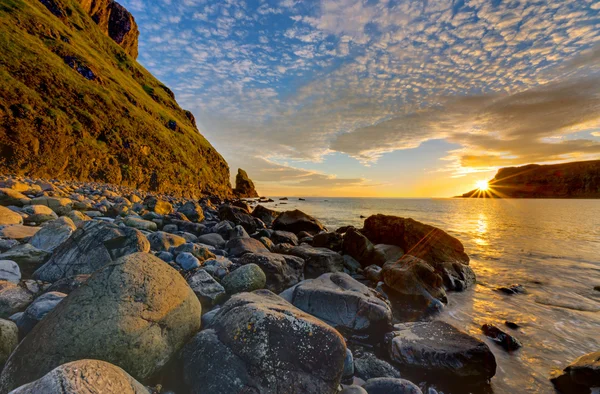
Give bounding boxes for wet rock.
[222,263,266,294]
[175,252,200,271]
[313,231,344,251]
[0,206,23,225]
[0,253,201,392]
[237,252,304,293]
[147,231,186,252]
[33,221,150,282]
[382,255,447,304]
[431,261,476,291]
[225,237,269,257]
[219,204,257,233]
[15,291,66,337]
[0,281,34,318]
[273,209,325,235]
[181,290,347,394]
[251,205,279,226]
[280,272,392,339]
[9,359,150,394]
[0,244,50,277]
[288,244,344,279]
[343,228,386,268]
[187,269,226,310]
[385,321,496,383]
[364,265,383,282]
[271,230,299,245]
[504,321,520,329]
[233,168,259,198]
[362,215,469,265]
[481,324,522,351]
[374,244,405,263]
[496,284,526,295]
[0,261,20,283]
[354,352,402,381]
[362,377,423,394]
[143,196,172,215]
[551,351,600,390]
[29,217,76,252]
[0,319,17,367]
[0,225,39,242]
[177,201,204,222]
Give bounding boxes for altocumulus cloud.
[121,0,600,188]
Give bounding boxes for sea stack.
[234,168,259,198]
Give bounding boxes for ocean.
[261,197,600,393]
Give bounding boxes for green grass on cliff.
[0,0,232,197]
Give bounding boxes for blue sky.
[121,0,600,196]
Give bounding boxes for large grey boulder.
[218,204,257,233]
[382,255,447,304]
[273,209,324,235]
[225,237,269,257]
[29,217,76,252]
[0,206,22,226]
[33,221,150,282]
[384,321,496,383]
[0,319,18,367]
[0,261,20,284]
[182,290,347,394]
[237,252,304,293]
[14,291,66,336]
[288,244,344,279]
[9,359,151,394]
[271,230,298,246]
[342,228,386,268]
[251,205,279,226]
[0,253,201,392]
[280,272,392,339]
[354,352,401,381]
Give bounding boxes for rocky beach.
[0,175,597,394]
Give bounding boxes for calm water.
[263,198,600,393]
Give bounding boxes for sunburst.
[475,180,489,191]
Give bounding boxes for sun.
[475,180,489,191]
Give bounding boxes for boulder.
[281,272,392,339]
[288,244,344,279]
[362,215,469,265]
[22,205,57,224]
[0,225,39,242]
[181,290,347,394]
[313,231,343,251]
[354,352,401,381]
[384,321,496,383]
[237,252,304,293]
[177,201,205,222]
[233,168,259,198]
[143,196,172,215]
[271,230,299,245]
[481,324,522,352]
[362,377,423,394]
[222,263,266,294]
[64,210,91,226]
[218,204,257,233]
[175,252,200,271]
[363,265,382,282]
[374,244,404,263]
[0,244,50,277]
[0,253,201,392]
[0,206,22,226]
[15,291,66,336]
[551,351,600,392]
[197,233,226,248]
[228,224,249,240]
[0,261,20,283]
[430,261,476,291]
[187,269,226,310]
[342,228,386,267]
[0,319,18,367]
[201,257,233,280]
[273,209,325,235]
[9,359,151,394]
[29,217,76,252]
[29,197,72,215]
[0,189,29,207]
[251,205,279,226]
[174,243,215,261]
[225,237,269,257]
[123,216,157,231]
[146,231,186,251]
[0,281,34,318]
[341,386,368,394]
[44,274,89,294]
[382,255,447,304]
[33,221,150,282]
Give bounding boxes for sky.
[120,0,600,197]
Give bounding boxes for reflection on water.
[265,197,600,393]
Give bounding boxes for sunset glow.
[476,180,490,192]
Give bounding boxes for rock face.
[461,159,600,198]
[182,290,347,394]
[0,0,232,198]
[233,168,259,198]
[385,321,496,383]
[9,359,150,394]
[362,215,469,265]
[0,253,201,392]
[280,273,392,339]
[33,221,150,282]
[273,210,325,235]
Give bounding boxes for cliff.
[233,168,259,198]
[0,0,232,198]
[461,160,600,198]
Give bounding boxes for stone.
[342,228,386,267]
[271,230,299,245]
[362,377,423,394]
[0,319,18,367]
[0,225,39,242]
[174,243,215,261]
[552,351,600,390]
[0,239,18,254]
[15,291,66,336]
[233,168,259,198]
[29,197,72,215]
[343,254,361,274]
[197,233,226,248]
[33,221,150,282]
[237,252,304,293]
[0,189,29,207]
[211,220,233,239]
[0,206,22,225]
[384,321,496,383]
[313,231,343,251]
[251,205,279,226]
[0,281,33,318]
[273,209,325,235]
[343,348,354,379]
[364,265,383,282]
[146,231,186,251]
[218,204,257,233]
[288,244,345,279]
[280,272,392,339]
[143,196,172,215]
[431,261,476,291]
[0,261,20,283]
[201,257,233,280]
[354,352,402,381]
[175,252,200,271]
[29,217,76,252]
[44,274,89,294]
[232,200,251,212]
[225,237,269,257]
[496,284,526,295]
[362,215,469,265]
[9,359,151,394]
[182,290,347,394]
[481,324,522,351]
[382,255,447,304]
[374,244,405,263]
[341,386,368,394]
[178,201,205,222]
[187,269,226,310]
[0,253,201,392]
[0,244,50,277]
[22,205,57,224]
[123,216,157,231]
[228,224,249,240]
[222,263,266,294]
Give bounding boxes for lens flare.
[476,180,489,191]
